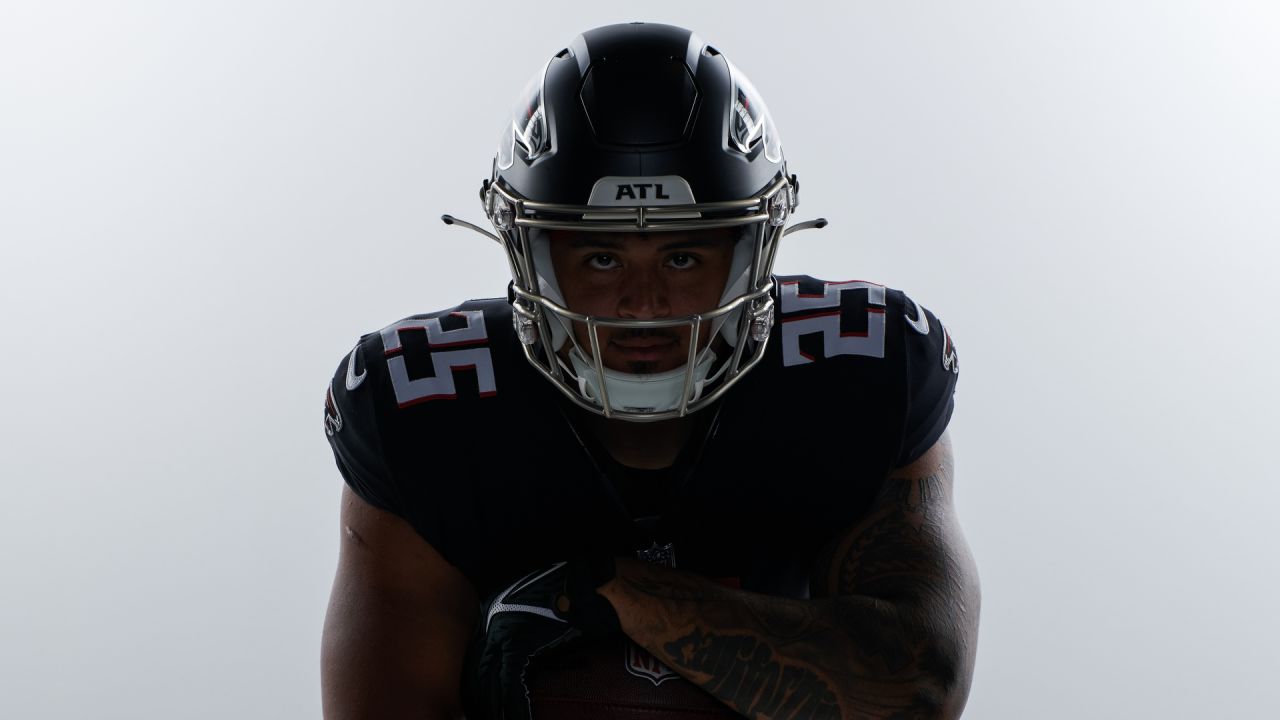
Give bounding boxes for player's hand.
[461,557,620,720]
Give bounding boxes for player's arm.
[598,432,980,719]
[321,485,480,720]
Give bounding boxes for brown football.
[525,634,741,719]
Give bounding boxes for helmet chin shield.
[483,23,797,422]
[568,344,720,415]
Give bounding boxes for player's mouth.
[607,330,680,364]
[610,338,677,362]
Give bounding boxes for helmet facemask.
[486,174,793,422]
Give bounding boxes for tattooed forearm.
[598,434,979,719]
[665,629,840,720]
[608,564,934,719]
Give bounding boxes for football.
[525,634,741,719]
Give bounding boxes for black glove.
[461,557,620,720]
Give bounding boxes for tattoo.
[740,591,820,643]
[827,452,956,606]
[840,486,943,594]
[617,570,713,602]
[664,628,841,720]
[602,437,977,719]
[615,571,910,719]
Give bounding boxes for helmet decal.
[496,59,551,170]
[726,59,783,163]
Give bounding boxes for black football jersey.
[323,275,959,600]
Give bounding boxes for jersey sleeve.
[896,294,960,467]
[323,337,406,514]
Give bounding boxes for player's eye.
[586,254,619,270]
[666,253,699,270]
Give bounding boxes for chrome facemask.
[476,173,799,422]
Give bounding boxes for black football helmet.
[454,22,820,421]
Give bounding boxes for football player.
[321,22,979,720]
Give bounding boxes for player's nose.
[615,266,670,320]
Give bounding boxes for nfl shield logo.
[636,541,677,568]
[624,641,680,685]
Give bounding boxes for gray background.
[2,1,1277,717]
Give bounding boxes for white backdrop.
[2,1,1277,718]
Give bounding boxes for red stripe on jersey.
[397,393,458,408]
[383,339,487,355]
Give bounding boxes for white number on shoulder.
[379,310,497,407]
[779,280,886,366]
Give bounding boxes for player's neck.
[582,414,700,470]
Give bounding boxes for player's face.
[549,228,737,374]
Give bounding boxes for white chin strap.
[568,346,718,414]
